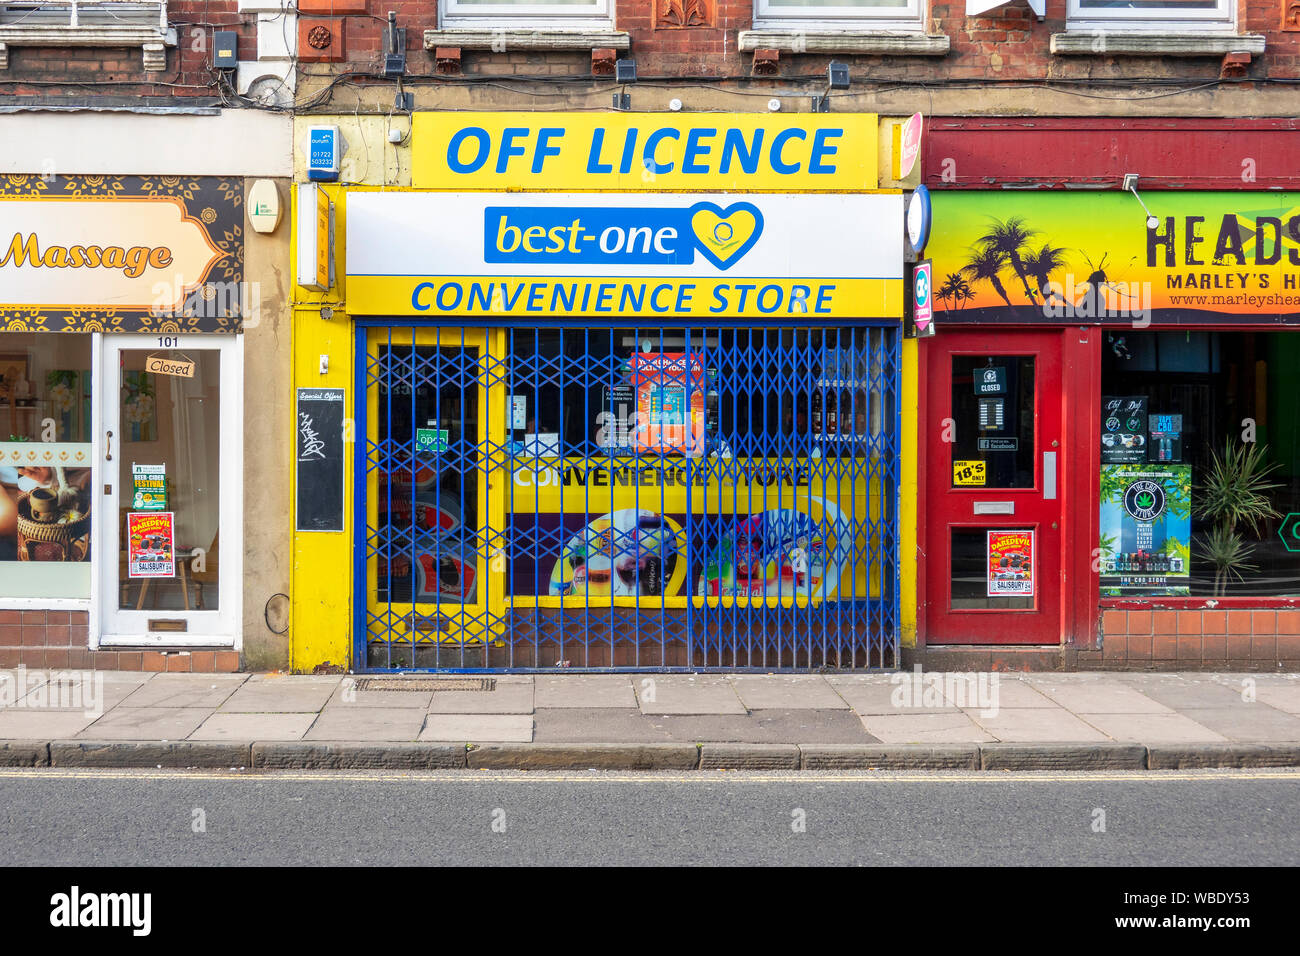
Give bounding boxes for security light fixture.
[1124,174,1160,230]
[812,61,850,112]
[612,59,636,110]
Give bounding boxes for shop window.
[439,0,613,29]
[114,349,223,613]
[361,324,899,670]
[373,342,481,606]
[1101,330,1300,598]
[949,355,1036,489]
[951,527,1034,610]
[753,0,922,30]
[1066,0,1235,32]
[507,327,888,461]
[0,333,93,600]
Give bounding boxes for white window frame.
[1066,0,1235,33]
[752,0,922,32]
[439,0,613,31]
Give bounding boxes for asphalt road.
[1,768,1297,866]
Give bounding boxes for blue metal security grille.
[356,323,899,671]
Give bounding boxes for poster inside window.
[0,334,92,599]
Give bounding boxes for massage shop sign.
[0,176,245,333]
[345,113,903,321]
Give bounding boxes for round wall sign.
[907,184,932,255]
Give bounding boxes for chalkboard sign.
[296,388,345,532]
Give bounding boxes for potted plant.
[1193,439,1283,595]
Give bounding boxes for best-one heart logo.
[484,200,765,271]
[688,202,764,270]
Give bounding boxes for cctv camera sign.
[346,191,902,320]
[411,113,878,192]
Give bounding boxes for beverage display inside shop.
[506,327,888,602]
[509,328,886,461]
[1101,330,1300,596]
[0,333,93,599]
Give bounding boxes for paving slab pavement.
[1025,679,1176,715]
[427,677,533,714]
[79,706,211,741]
[635,675,747,715]
[1105,674,1255,709]
[949,678,1057,709]
[728,675,849,710]
[323,683,433,710]
[1172,706,1300,742]
[0,670,1297,769]
[1077,712,1228,744]
[421,714,533,743]
[748,708,875,743]
[0,710,101,738]
[304,706,427,741]
[1,670,151,712]
[1247,682,1300,715]
[826,676,960,715]
[190,713,318,741]
[117,673,248,709]
[858,712,996,744]
[965,707,1112,743]
[534,675,637,708]
[220,675,341,713]
[532,708,671,743]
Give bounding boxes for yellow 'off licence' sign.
[412,113,878,192]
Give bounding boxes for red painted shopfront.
[915,120,1300,669]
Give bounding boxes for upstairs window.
[440,0,612,30]
[753,0,922,31]
[0,1,171,71]
[1066,0,1235,31]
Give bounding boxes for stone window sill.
[1050,32,1265,56]
[738,30,950,56]
[0,25,174,70]
[423,28,629,52]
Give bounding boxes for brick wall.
[0,610,239,672]
[1099,608,1300,669]
[1,1,254,102]
[7,0,1300,102]
[310,0,1300,83]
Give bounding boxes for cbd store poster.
[1099,465,1191,596]
[508,458,865,601]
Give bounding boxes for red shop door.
[923,330,1067,644]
